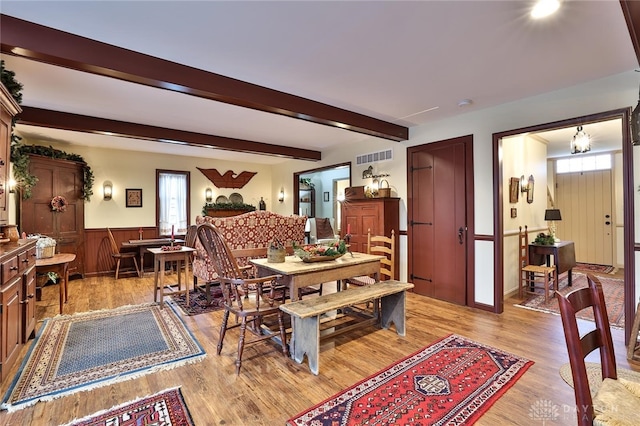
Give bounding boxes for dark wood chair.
[107,227,139,279]
[557,274,640,425]
[519,225,556,303]
[196,223,289,375]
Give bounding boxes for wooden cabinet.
[21,247,36,343]
[20,155,85,277]
[0,239,36,382]
[342,198,400,278]
[0,84,21,226]
[299,187,315,217]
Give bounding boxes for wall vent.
[356,149,393,165]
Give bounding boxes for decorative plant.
[0,60,23,145]
[299,178,314,188]
[11,144,94,200]
[201,202,256,216]
[534,233,556,245]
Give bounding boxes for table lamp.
[544,209,562,241]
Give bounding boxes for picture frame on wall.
[126,188,143,207]
[323,191,330,202]
[509,177,520,204]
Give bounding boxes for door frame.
[493,108,635,340]
[407,135,475,307]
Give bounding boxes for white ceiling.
[1,1,637,165]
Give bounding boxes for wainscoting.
[84,227,165,277]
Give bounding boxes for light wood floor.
[0,270,637,426]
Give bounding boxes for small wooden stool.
[627,301,640,361]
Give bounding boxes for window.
[157,170,190,236]
[556,153,612,174]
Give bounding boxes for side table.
[35,253,76,314]
[148,246,195,309]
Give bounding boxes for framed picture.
[323,191,330,202]
[126,188,143,208]
[509,177,519,203]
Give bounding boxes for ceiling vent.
[356,149,393,166]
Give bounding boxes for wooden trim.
[474,234,493,241]
[0,14,408,142]
[493,108,635,341]
[620,1,640,66]
[18,106,322,161]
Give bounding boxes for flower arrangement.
[294,240,347,261]
[51,195,67,212]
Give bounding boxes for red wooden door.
[408,136,472,305]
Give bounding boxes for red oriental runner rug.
[62,387,194,426]
[287,334,533,426]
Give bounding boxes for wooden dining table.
[122,238,185,277]
[250,252,384,301]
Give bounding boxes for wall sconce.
[520,175,528,193]
[103,181,113,200]
[8,178,15,194]
[278,187,285,203]
[205,187,212,203]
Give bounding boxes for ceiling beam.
[17,106,322,161]
[621,0,640,66]
[0,14,409,142]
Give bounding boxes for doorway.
[494,108,635,340]
[407,135,474,306]
[294,162,351,228]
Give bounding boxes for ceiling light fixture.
[531,0,560,19]
[457,99,473,108]
[570,126,591,154]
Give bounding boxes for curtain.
[159,172,188,236]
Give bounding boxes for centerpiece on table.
[294,240,347,263]
[534,233,556,245]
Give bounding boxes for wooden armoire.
[341,197,400,279]
[20,155,85,277]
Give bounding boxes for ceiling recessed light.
[531,0,560,19]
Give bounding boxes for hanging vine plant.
[1,60,94,200]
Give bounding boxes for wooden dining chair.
[196,223,289,374]
[557,274,640,425]
[107,227,140,279]
[519,225,556,303]
[345,229,395,287]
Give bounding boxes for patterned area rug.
[2,303,205,412]
[62,387,195,426]
[516,272,624,328]
[574,262,616,274]
[169,288,225,315]
[287,334,533,426]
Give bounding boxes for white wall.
[12,143,274,229]
[273,69,640,306]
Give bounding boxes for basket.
[267,247,286,263]
[378,179,391,198]
[36,245,55,259]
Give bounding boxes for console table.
[529,241,576,286]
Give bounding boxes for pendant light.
[570,126,591,154]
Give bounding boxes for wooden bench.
[279,280,414,375]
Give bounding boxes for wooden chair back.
[106,227,119,255]
[184,225,198,249]
[368,229,395,280]
[557,274,617,425]
[518,225,529,269]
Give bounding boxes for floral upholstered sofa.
[193,210,307,284]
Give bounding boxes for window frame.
[156,169,191,237]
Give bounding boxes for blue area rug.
[2,303,205,412]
